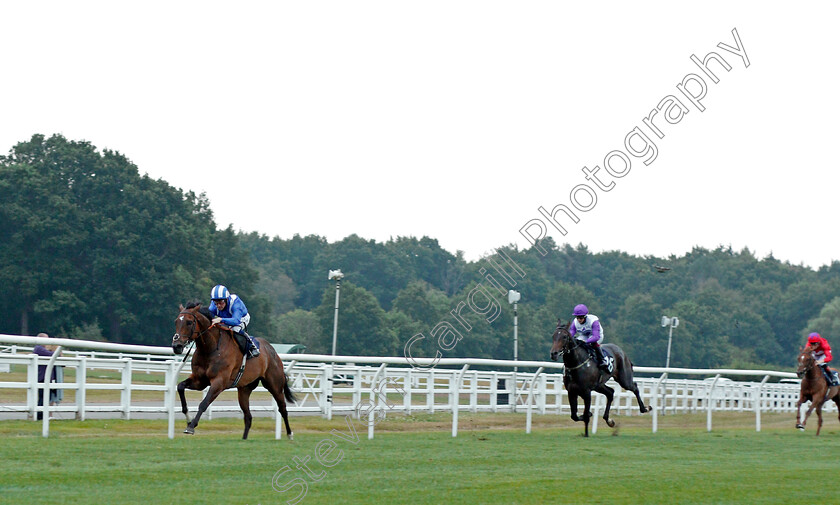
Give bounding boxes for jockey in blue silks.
[568,304,609,371]
[209,284,259,359]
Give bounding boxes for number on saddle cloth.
[601,347,615,374]
[823,366,840,387]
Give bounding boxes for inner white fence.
[0,334,805,439]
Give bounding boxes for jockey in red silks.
[807,332,840,386]
[569,304,610,371]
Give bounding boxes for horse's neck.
[194,326,225,354]
[564,342,589,367]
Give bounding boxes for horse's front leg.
[185,377,226,435]
[568,392,580,422]
[582,393,592,437]
[801,396,822,432]
[178,375,207,425]
[595,384,615,428]
[815,402,825,436]
[795,397,806,430]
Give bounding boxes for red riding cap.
[808,332,822,343]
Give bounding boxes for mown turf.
[1,413,838,505]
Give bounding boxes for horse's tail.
[283,373,297,404]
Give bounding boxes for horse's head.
[172,303,210,354]
[796,347,816,379]
[550,319,573,361]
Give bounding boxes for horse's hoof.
[184,427,195,435]
[796,425,805,431]
[288,433,294,441]
[606,419,616,428]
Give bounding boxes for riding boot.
[592,343,609,371]
[820,364,837,386]
[231,331,250,356]
[240,330,260,359]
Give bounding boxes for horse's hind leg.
[616,362,651,414]
[238,380,260,440]
[816,406,824,436]
[595,385,616,428]
[618,376,651,414]
[631,381,652,413]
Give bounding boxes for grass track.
[1,413,838,505]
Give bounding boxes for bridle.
[173,310,216,345]
[553,324,593,371]
[797,352,816,379]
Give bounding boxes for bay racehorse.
[795,347,840,435]
[550,319,651,436]
[172,303,296,439]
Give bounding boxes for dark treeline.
[2,134,839,370]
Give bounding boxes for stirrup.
[248,344,260,358]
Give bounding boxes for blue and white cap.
[211,285,230,301]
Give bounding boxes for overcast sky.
[3,2,838,269]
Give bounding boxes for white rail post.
[121,358,132,420]
[404,369,412,414]
[76,356,87,421]
[451,365,470,437]
[368,363,387,440]
[166,360,177,439]
[755,375,770,432]
[324,364,334,420]
[27,355,37,419]
[707,373,721,432]
[591,393,602,434]
[428,368,435,414]
[42,346,63,438]
[652,373,667,433]
[526,367,544,434]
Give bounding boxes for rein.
[563,339,592,371]
[175,311,218,345]
[555,329,592,371]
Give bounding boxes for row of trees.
[250,236,840,370]
[2,134,839,370]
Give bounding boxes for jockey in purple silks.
[569,304,610,371]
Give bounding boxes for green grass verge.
[0,412,837,505]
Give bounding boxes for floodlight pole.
[508,290,521,406]
[662,316,679,370]
[332,281,340,356]
[513,301,518,372]
[329,270,344,356]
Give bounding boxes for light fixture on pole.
[661,315,679,370]
[329,269,344,356]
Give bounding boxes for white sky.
[2,2,838,269]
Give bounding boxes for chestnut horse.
[172,303,296,439]
[550,319,651,436]
[795,347,840,435]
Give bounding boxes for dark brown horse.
[550,319,651,436]
[172,303,296,439]
[795,347,840,435]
